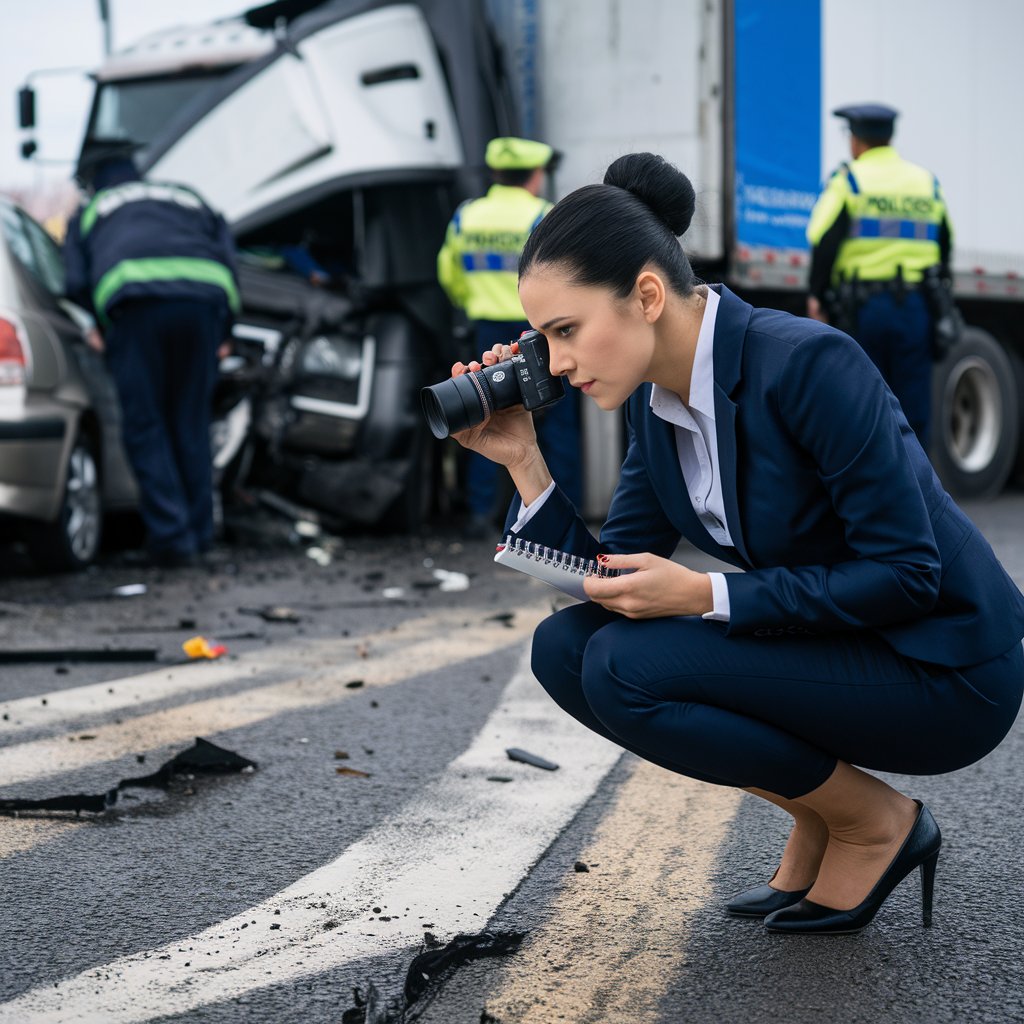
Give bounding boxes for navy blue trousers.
[105,298,223,557]
[531,602,1024,799]
[465,319,583,517]
[855,291,933,449]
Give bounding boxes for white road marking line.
[0,608,547,789]
[0,608,502,740]
[0,649,622,1024]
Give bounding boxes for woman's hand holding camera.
[584,552,714,619]
[450,343,553,503]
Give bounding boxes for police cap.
[832,104,898,143]
[485,137,554,171]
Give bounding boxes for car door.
[17,208,137,508]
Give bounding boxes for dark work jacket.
[63,180,240,325]
[506,285,1024,669]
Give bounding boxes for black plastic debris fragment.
[0,738,257,816]
[342,931,526,1024]
[238,605,301,623]
[484,612,516,628]
[0,648,158,664]
[505,748,559,771]
[574,861,590,873]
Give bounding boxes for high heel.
[726,882,812,918]
[764,800,941,935]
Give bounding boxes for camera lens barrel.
[420,332,564,440]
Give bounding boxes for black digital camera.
[420,329,565,440]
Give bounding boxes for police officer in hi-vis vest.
[437,136,582,537]
[806,104,954,450]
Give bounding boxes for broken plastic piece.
[336,767,371,778]
[0,738,257,815]
[182,635,228,659]
[342,931,525,1024]
[505,747,559,771]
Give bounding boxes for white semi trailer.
[494,0,1024,510]
[19,0,1024,522]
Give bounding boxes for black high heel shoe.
[764,800,940,935]
[726,868,813,918]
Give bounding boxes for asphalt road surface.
[2,492,1023,1024]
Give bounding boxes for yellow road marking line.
[483,759,743,1023]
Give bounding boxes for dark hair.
[493,167,537,187]
[519,152,697,298]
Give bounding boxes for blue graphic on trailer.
[734,0,821,251]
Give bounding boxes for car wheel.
[27,433,103,571]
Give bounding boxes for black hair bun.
[604,153,695,237]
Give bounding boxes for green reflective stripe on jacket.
[80,181,205,238]
[93,257,241,319]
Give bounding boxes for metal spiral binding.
[503,536,618,578]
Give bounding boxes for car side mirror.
[18,85,36,129]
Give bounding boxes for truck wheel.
[1009,346,1024,486]
[27,433,103,571]
[930,326,1020,500]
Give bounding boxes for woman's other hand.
[584,552,714,618]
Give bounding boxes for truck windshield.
[88,74,228,153]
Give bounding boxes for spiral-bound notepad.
[494,535,626,600]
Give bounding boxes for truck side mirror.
[20,139,37,160]
[18,85,36,129]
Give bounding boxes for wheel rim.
[65,444,101,561]
[942,355,1003,473]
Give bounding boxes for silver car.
[0,198,136,570]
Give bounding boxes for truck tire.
[26,432,103,571]
[930,326,1020,500]
[1009,345,1024,486]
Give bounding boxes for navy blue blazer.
[507,285,1024,669]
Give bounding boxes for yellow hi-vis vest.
[437,184,551,321]
[806,146,952,284]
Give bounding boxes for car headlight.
[299,335,362,380]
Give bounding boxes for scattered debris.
[334,750,350,760]
[381,587,405,600]
[487,776,514,784]
[307,546,333,567]
[0,737,257,816]
[574,861,590,873]
[109,583,147,598]
[336,767,371,778]
[0,647,158,664]
[294,520,322,540]
[182,635,228,660]
[345,680,365,689]
[505,748,559,771]
[239,605,301,623]
[342,931,526,1024]
[484,612,516,628]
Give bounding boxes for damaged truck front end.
[79,0,513,531]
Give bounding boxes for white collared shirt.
[512,286,732,621]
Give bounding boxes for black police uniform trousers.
[105,297,223,557]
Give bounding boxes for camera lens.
[421,374,485,439]
[420,359,526,439]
